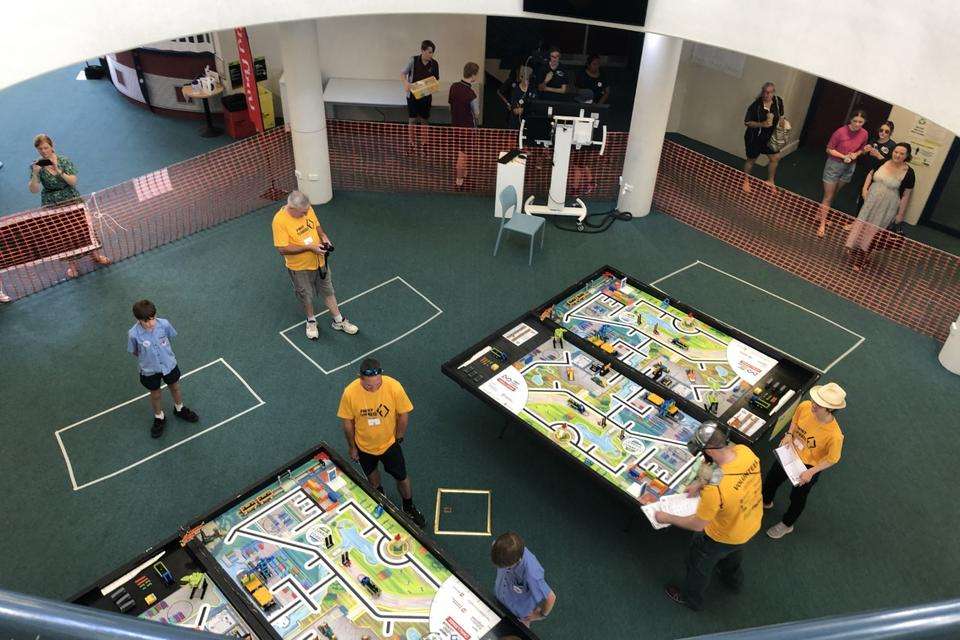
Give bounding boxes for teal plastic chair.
[493,185,545,266]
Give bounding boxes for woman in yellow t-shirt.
[763,382,846,539]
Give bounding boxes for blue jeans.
[682,532,745,610]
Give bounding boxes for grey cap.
[686,420,730,456]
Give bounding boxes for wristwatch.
[396,437,404,444]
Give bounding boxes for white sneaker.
[305,320,319,340]
[332,317,358,335]
[0,290,10,303]
[766,522,794,539]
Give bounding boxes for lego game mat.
[476,334,704,504]
[198,451,521,640]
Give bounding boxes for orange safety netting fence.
[0,128,294,299]
[2,122,958,343]
[653,140,960,342]
[326,120,628,199]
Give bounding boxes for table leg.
[199,97,222,138]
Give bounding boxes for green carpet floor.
[0,64,232,216]
[1,191,958,639]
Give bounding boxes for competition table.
[72,442,535,640]
[441,265,820,518]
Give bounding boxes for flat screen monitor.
[523,0,649,27]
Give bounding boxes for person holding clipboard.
[763,382,847,539]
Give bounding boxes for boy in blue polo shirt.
[492,532,556,627]
[127,299,199,438]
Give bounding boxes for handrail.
[681,598,960,639]
[0,587,229,640]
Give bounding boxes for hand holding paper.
[642,493,700,530]
[775,442,808,487]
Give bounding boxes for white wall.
[3,1,960,137]
[887,105,954,225]
[667,42,818,163]
[315,14,484,83]
[314,14,485,122]
[213,15,484,123]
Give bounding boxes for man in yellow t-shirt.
[655,421,762,611]
[763,382,846,540]
[272,190,358,341]
[337,357,426,527]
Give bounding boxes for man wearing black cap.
[337,357,426,527]
[655,421,763,610]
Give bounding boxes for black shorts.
[407,94,432,120]
[139,365,181,391]
[744,132,776,159]
[357,442,407,481]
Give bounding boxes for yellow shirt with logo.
[337,376,414,455]
[271,205,325,271]
[696,444,762,545]
[789,400,843,467]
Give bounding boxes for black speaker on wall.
[523,0,649,27]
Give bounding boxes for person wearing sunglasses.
[655,421,762,610]
[337,357,426,527]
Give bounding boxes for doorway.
[921,137,960,239]
[799,78,892,150]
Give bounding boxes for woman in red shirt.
[817,110,869,237]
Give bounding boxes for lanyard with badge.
[508,562,528,593]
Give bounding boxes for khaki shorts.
[288,266,335,308]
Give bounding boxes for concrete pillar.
[278,20,332,205]
[617,33,683,216]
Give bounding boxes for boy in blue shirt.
[127,299,199,438]
[491,532,556,627]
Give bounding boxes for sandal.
[93,253,112,265]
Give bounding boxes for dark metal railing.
[682,598,960,640]
[0,587,229,640]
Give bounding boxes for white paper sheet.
[775,442,807,487]
[642,493,700,530]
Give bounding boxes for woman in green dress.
[27,134,111,278]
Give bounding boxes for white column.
[617,33,683,217]
[278,20,332,205]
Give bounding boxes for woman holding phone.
[27,133,111,277]
[29,134,81,205]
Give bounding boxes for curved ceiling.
[4,0,957,133]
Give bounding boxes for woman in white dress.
[844,143,915,271]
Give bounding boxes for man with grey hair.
[272,191,358,340]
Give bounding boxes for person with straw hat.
[762,382,846,539]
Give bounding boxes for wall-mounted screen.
[523,0,649,27]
